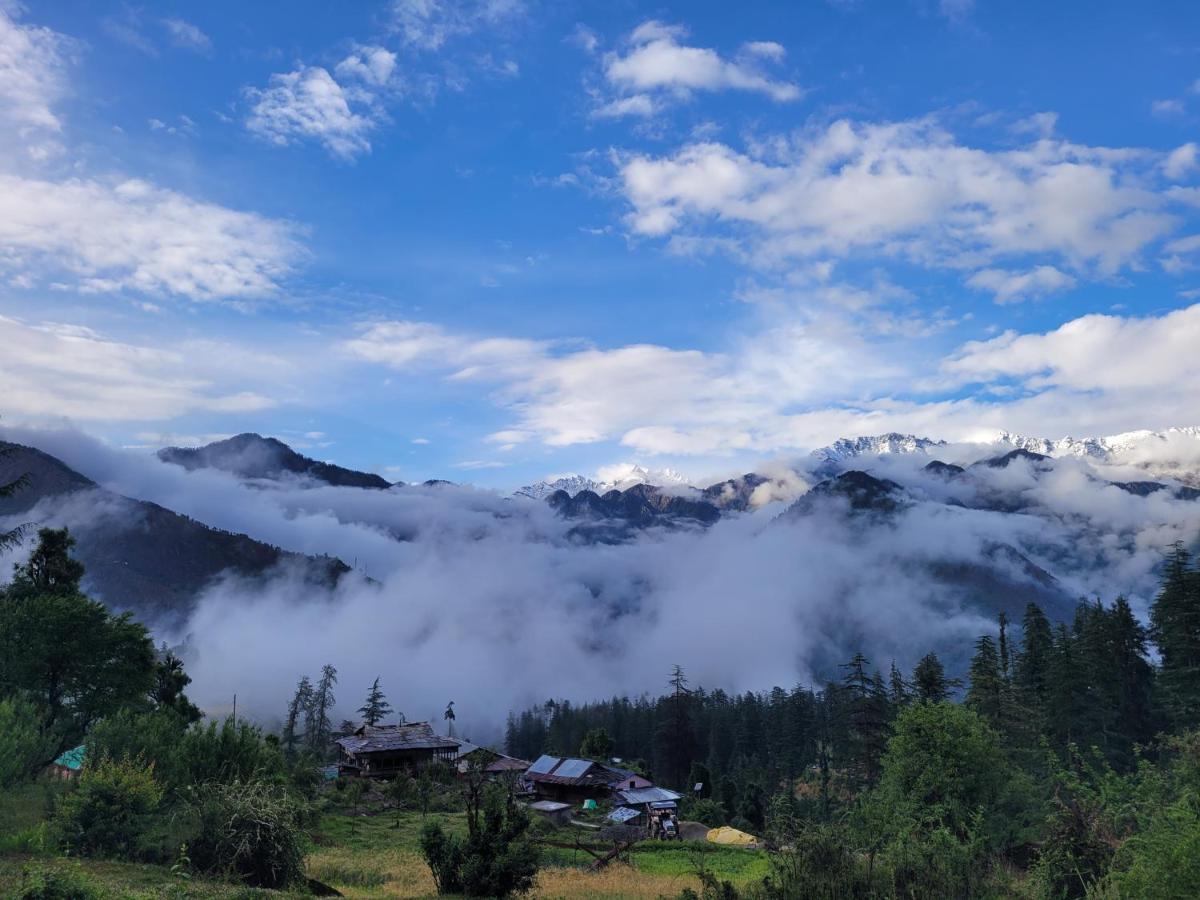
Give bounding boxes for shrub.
[85,708,189,788]
[0,698,55,788]
[183,779,307,889]
[686,797,729,829]
[762,823,875,899]
[16,864,99,900]
[54,755,163,858]
[420,783,539,897]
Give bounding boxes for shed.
[528,800,572,827]
[524,754,654,805]
[47,745,85,780]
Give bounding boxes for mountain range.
[2,426,1199,633]
[0,441,350,624]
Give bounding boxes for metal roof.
[527,754,560,775]
[553,758,593,779]
[529,800,570,812]
[336,722,459,754]
[606,806,642,823]
[614,786,683,805]
[53,745,85,771]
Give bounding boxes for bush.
[16,864,99,900]
[685,797,729,829]
[183,779,307,889]
[420,783,539,897]
[54,755,163,858]
[0,698,55,788]
[762,824,875,899]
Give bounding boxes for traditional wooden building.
[451,741,531,777]
[336,723,459,778]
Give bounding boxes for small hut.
[47,745,85,780]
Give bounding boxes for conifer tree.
[966,635,1004,728]
[307,664,338,752]
[357,676,393,727]
[1015,603,1054,708]
[282,676,312,758]
[912,651,951,702]
[1150,544,1200,729]
[840,653,890,786]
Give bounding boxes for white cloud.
[966,266,1077,304]
[1164,142,1198,180]
[943,304,1200,396]
[0,315,277,421]
[596,20,800,118]
[0,7,74,159]
[1152,99,1186,118]
[334,45,398,87]
[389,0,525,50]
[938,0,974,22]
[162,18,211,53]
[618,119,1179,281]
[0,174,302,300]
[245,65,381,159]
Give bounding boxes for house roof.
[606,806,642,824]
[53,745,85,771]
[337,722,459,754]
[529,800,570,812]
[614,786,683,805]
[525,754,645,789]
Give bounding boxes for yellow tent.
[706,825,758,846]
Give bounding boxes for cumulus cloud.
[618,119,1179,283]
[341,296,1200,461]
[0,174,303,300]
[0,315,279,421]
[244,60,390,160]
[1164,142,1198,180]
[966,265,1077,303]
[596,21,800,117]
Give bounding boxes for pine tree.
[913,651,950,702]
[966,635,1004,728]
[283,676,312,758]
[840,653,890,786]
[888,660,911,708]
[1015,603,1054,708]
[1150,544,1200,729]
[357,676,393,727]
[308,664,338,752]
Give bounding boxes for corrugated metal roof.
[606,806,642,823]
[527,754,560,775]
[553,758,593,779]
[614,786,682,805]
[336,722,459,754]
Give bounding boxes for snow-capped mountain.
[810,433,947,464]
[598,464,694,492]
[515,465,695,500]
[997,427,1200,463]
[514,474,606,501]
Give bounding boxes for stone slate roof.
[336,722,459,755]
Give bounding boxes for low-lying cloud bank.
[4,425,1200,744]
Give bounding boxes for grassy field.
[0,779,771,899]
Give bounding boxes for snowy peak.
[996,426,1200,462]
[515,464,695,501]
[514,474,605,501]
[598,464,694,492]
[810,433,947,463]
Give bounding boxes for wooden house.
[336,722,459,778]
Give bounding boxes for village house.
[451,741,531,777]
[336,722,459,778]
[46,745,85,781]
[523,754,654,805]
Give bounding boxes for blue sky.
[3,0,1200,487]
